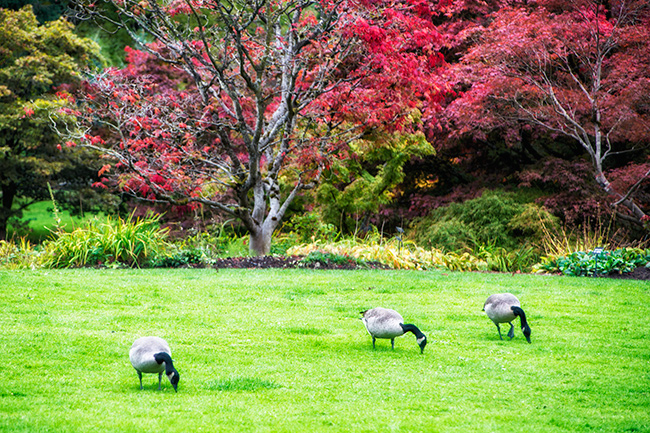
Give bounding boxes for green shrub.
[299,250,367,268]
[151,248,206,268]
[270,213,339,255]
[281,213,338,243]
[43,212,170,268]
[534,248,650,276]
[409,190,558,252]
[152,229,234,267]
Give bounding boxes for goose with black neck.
[483,293,532,343]
[129,336,180,392]
[361,307,428,353]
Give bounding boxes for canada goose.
[483,293,531,343]
[361,307,427,353]
[129,336,180,392]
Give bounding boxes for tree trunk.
[249,228,273,256]
[0,218,6,242]
[245,176,293,256]
[0,182,17,241]
[248,215,281,256]
[594,172,646,222]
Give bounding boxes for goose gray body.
[129,336,180,391]
[483,294,531,343]
[361,308,427,353]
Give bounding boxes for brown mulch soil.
[214,255,302,269]
[603,266,650,281]
[212,256,650,279]
[213,255,387,270]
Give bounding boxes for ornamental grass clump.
[43,212,170,268]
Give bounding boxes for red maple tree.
[442,0,650,223]
[63,0,446,254]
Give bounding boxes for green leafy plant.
[282,213,339,244]
[155,229,230,267]
[312,131,435,235]
[534,248,650,276]
[0,7,104,242]
[299,251,368,268]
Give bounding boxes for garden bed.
[212,255,650,279]
[213,255,388,270]
[604,266,650,280]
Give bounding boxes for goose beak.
[168,371,180,392]
[417,337,427,354]
[523,327,532,344]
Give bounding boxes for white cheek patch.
[417,337,426,345]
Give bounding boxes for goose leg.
[391,338,395,350]
[137,371,143,390]
[495,323,503,340]
[372,336,376,349]
[158,372,162,390]
[507,323,515,339]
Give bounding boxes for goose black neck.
[154,352,175,374]
[400,323,425,339]
[511,306,528,328]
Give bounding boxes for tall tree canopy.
[63,0,446,255]
[0,6,102,240]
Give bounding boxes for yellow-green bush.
[288,239,487,271]
[0,238,43,269]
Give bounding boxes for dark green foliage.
[536,248,650,276]
[151,248,206,268]
[409,190,558,252]
[0,0,68,23]
[73,2,144,66]
[271,213,339,255]
[0,6,104,240]
[299,251,367,269]
[315,131,434,234]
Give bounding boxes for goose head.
[522,324,532,344]
[168,370,180,392]
[417,335,427,354]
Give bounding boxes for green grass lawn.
[0,269,648,432]
[8,200,104,243]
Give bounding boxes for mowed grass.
[8,201,99,242]
[0,269,648,433]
